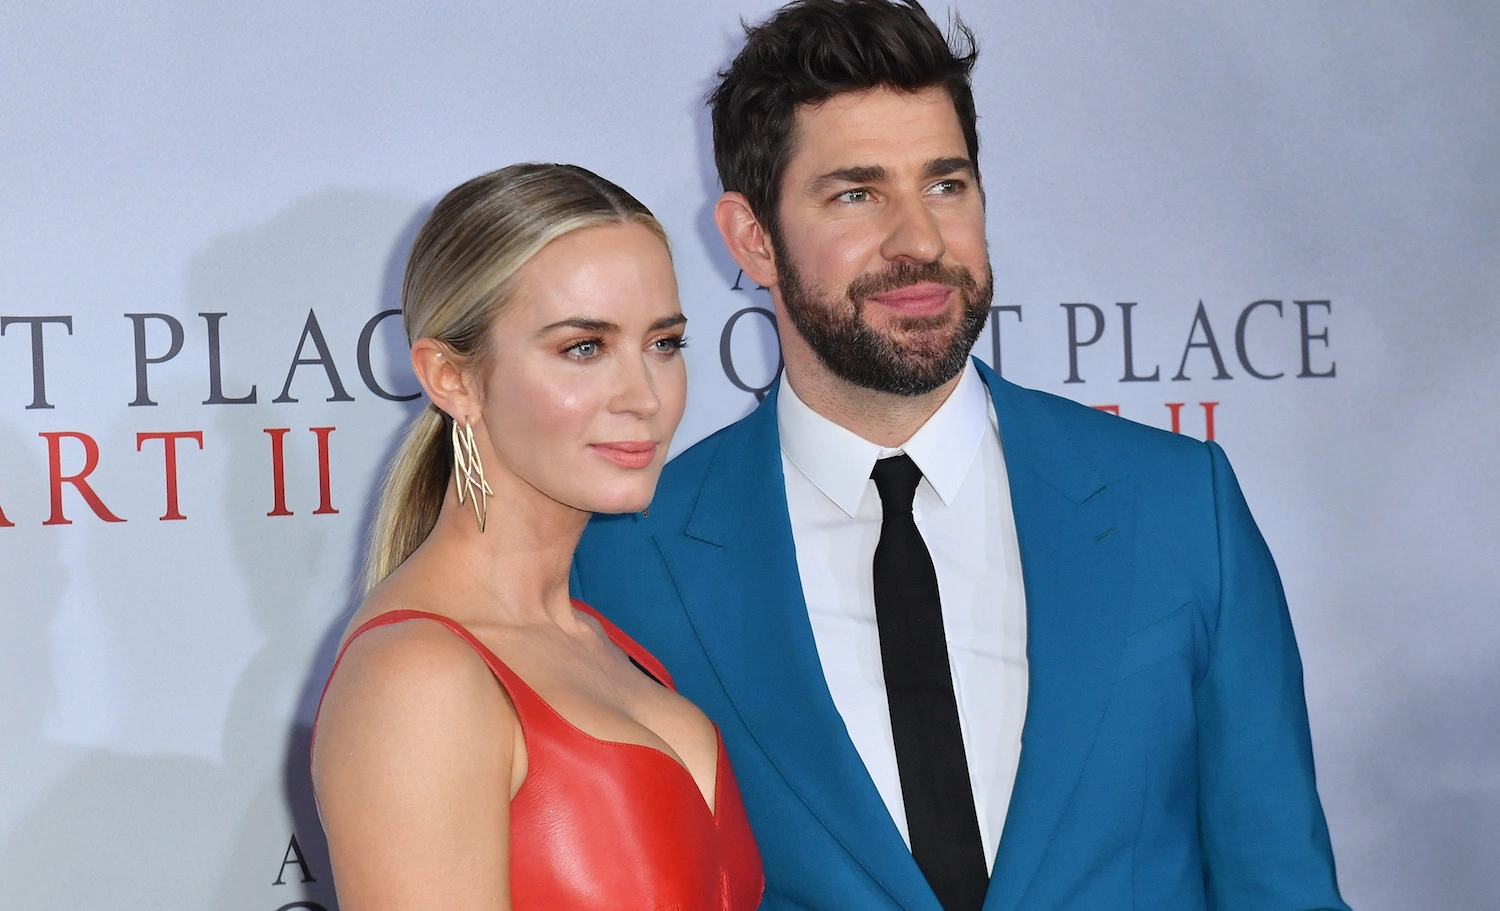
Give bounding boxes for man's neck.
[782,359,963,449]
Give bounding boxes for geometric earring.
[452,416,495,532]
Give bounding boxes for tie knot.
[870,453,923,516]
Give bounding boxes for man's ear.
[713,192,779,289]
[410,338,479,422]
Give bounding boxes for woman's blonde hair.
[363,163,668,591]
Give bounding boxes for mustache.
[845,260,981,306]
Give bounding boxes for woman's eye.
[651,336,687,354]
[567,339,601,359]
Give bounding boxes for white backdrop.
[2,2,1496,908]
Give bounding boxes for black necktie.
[870,454,989,911]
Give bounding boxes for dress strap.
[313,609,554,754]
[571,599,676,690]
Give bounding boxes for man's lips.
[590,441,658,469]
[863,282,955,315]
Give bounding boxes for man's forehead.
[789,86,967,173]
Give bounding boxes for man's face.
[771,85,992,396]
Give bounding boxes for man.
[573,2,1349,909]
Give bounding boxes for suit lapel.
[653,388,941,911]
[975,361,1137,910]
[656,367,1135,910]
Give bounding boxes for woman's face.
[475,221,687,515]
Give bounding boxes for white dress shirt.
[778,362,1029,871]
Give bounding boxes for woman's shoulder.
[312,599,521,906]
[337,561,493,671]
[315,594,519,772]
[345,608,489,678]
[331,596,507,711]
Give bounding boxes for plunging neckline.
[509,667,726,820]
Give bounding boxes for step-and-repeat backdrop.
[2,2,1495,908]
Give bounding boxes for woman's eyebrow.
[536,314,685,334]
[537,317,617,334]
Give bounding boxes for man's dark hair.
[709,0,979,239]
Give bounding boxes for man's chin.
[878,325,970,359]
[822,347,968,397]
[866,305,963,335]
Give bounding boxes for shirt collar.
[777,361,991,517]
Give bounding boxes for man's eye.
[929,179,963,195]
[835,188,872,204]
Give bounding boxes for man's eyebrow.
[923,156,976,179]
[808,165,890,195]
[807,159,975,195]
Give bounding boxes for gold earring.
[452,416,494,532]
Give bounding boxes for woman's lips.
[590,441,658,469]
[865,282,955,316]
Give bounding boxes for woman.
[312,164,764,910]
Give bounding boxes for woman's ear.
[410,338,479,422]
[713,192,779,290]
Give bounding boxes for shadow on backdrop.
[0,189,423,911]
[265,199,432,911]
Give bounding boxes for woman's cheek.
[542,384,598,437]
[661,365,688,426]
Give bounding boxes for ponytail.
[363,404,451,591]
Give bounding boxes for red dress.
[315,601,764,911]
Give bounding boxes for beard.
[774,242,993,397]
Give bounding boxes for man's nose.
[879,191,946,264]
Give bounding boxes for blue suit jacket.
[572,360,1347,911]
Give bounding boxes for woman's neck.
[403,471,593,633]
